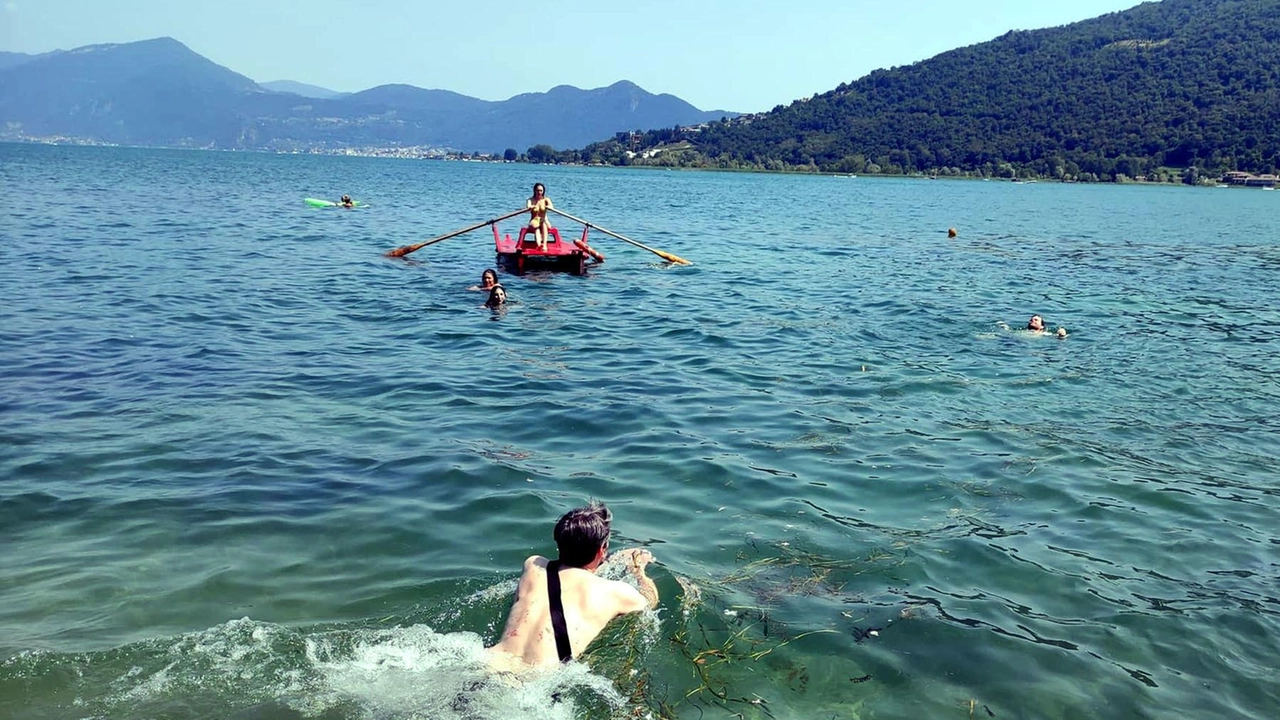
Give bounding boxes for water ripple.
[1,145,1278,719]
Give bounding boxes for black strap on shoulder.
[545,560,573,663]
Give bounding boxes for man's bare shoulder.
[518,556,550,583]
[599,577,649,614]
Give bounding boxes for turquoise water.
[2,143,1278,719]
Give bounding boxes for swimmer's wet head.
[486,284,507,307]
[554,501,612,567]
[1027,315,1045,331]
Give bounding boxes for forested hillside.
[564,0,1280,180]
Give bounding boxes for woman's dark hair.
[554,501,611,567]
[482,268,498,284]
[485,284,506,308]
[533,183,545,194]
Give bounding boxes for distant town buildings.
[1222,171,1279,187]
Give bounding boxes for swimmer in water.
[469,268,499,292]
[485,284,507,308]
[998,315,1067,338]
[1027,315,1068,338]
[488,501,657,669]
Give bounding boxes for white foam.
[63,616,632,720]
[306,624,625,720]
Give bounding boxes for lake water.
[1,143,1278,720]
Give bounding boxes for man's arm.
[608,548,657,610]
[631,565,658,609]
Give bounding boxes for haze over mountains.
[259,80,348,100]
[0,38,735,153]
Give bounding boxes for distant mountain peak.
[67,36,188,55]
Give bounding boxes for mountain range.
[11,0,1277,178]
[0,38,735,153]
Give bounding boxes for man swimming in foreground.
[489,501,657,669]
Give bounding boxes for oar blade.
[657,250,692,265]
[385,244,420,258]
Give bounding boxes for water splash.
[0,618,625,720]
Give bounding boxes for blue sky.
[2,0,1146,112]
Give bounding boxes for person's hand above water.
[610,547,655,569]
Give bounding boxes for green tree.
[526,145,556,163]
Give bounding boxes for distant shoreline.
[5,138,1272,189]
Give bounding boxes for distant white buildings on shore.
[1221,171,1278,188]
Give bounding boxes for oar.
[549,208,690,265]
[385,207,527,258]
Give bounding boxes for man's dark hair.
[554,501,611,567]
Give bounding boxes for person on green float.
[340,195,354,208]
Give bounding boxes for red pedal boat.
[492,223,605,275]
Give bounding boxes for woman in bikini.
[526,183,553,251]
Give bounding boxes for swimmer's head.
[1027,315,1045,332]
[481,268,498,287]
[554,501,612,568]
[486,284,507,307]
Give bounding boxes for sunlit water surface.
[1,144,1278,719]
